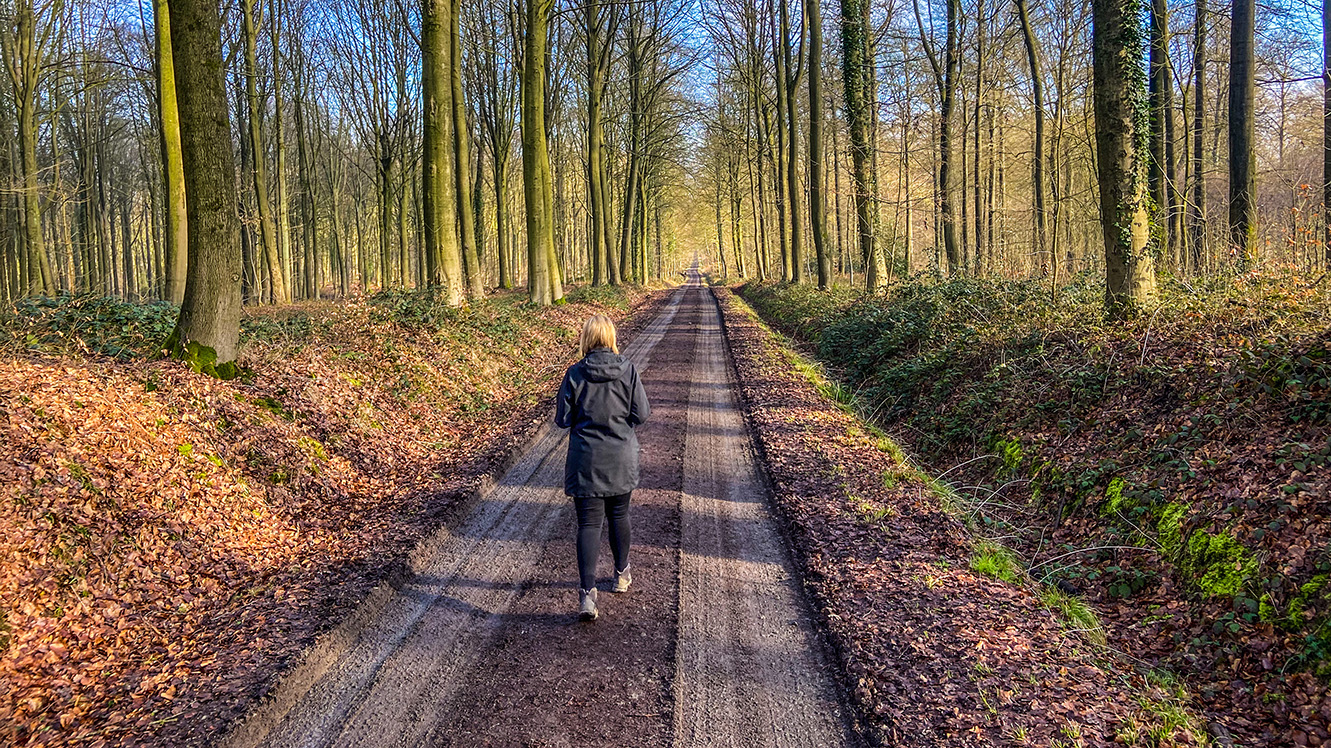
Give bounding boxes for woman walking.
[555,314,651,621]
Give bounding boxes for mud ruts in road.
[223,269,858,748]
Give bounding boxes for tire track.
[672,269,854,747]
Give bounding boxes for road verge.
[715,285,1210,747]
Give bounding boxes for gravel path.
[222,268,858,748]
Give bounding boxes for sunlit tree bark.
[241,0,287,303]
[163,0,243,369]
[521,0,561,304]
[423,0,464,304]
[451,0,483,299]
[1092,0,1156,317]
[1,0,56,294]
[153,0,188,304]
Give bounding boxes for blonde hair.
[579,314,619,358]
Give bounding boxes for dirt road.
[223,269,858,748]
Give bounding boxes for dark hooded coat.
[555,348,651,497]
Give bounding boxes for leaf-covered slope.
[739,273,1331,747]
[716,286,1204,747]
[0,286,657,747]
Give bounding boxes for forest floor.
[0,283,659,747]
[737,270,1331,748]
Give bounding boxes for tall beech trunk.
[241,0,286,303]
[715,160,727,277]
[1092,0,1157,317]
[755,96,770,280]
[521,0,561,305]
[1324,0,1330,269]
[164,0,244,369]
[586,0,611,285]
[1015,0,1046,272]
[841,0,881,291]
[270,0,292,301]
[973,0,985,277]
[772,0,791,281]
[1228,0,1256,263]
[2,0,55,294]
[120,192,135,298]
[423,0,464,304]
[1149,0,1179,263]
[495,152,511,288]
[588,2,618,287]
[617,17,644,284]
[153,0,189,304]
[808,0,830,288]
[781,0,804,282]
[472,154,484,277]
[294,69,317,298]
[1190,0,1207,269]
[915,0,960,274]
[451,0,483,299]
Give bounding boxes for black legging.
[574,493,631,591]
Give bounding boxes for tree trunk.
[451,0,483,300]
[521,0,559,305]
[1092,0,1157,317]
[423,0,464,304]
[1015,0,1046,274]
[973,0,985,277]
[781,0,804,283]
[1149,0,1178,264]
[587,0,608,286]
[164,0,244,370]
[808,0,830,289]
[1191,0,1207,270]
[618,25,643,285]
[241,0,286,304]
[1324,0,1331,270]
[591,9,619,287]
[915,0,960,275]
[2,0,54,295]
[120,192,135,299]
[294,71,317,298]
[772,0,791,281]
[496,152,512,289]
[271,0,293,302]
[715,162,728,278]
[153,0,189,304]
[841,0,880,291]
[472,152,485,276]
[1228,0,1256,264]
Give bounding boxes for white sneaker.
[579,588,599,621]
[612,566,632,593]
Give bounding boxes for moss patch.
[1183,529,1257,598]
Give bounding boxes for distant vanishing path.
[223,267,858,748]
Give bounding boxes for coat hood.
[581,348,626,383]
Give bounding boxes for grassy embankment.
[738,270,1330,746]
[0,284,651,747]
